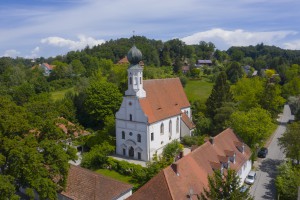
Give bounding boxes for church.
[115,46,195,161]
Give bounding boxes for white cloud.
[283,40,300,50]
[3,49,20,58]
[41,35,105,50]
[181,29,297,49]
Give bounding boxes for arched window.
[140,77,142,84]
[137,134,141,142]
[169,120,172,134]
[129,77,132,85]
[130,114,132,121]
[176,117,179,133]
[160,123,164,135]
[122,131,125,139]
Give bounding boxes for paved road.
[250,105,293,200]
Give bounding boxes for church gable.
[139,78,190,124]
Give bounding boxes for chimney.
[209,136,214,145]
[171,163,179,176]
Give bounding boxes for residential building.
[115,46,195,162]
[196,60,212,67]
[40,63,55,76]
[58,165,132,200]
[128,128,252,200]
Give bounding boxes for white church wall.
[181,107,191,118]
[148,115,181,160]
[180,120,192,138]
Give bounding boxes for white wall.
[148,115,181,160]
[116,96,148,161]
[238,159,252,185]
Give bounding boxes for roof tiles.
[139,78,190,123]
[129,128,252,200]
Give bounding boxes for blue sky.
[1,0,300,58]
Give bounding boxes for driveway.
[250,105,293,200]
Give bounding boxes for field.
[184,79,213,103]
[50,87,75,101]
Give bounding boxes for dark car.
[257,147,268,158]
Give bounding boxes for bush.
[181,135,205,147]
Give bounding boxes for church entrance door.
[129,147,134,157]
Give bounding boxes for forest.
[0,36,300,199]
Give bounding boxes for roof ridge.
[163,168,175,200]
[144,77,179,81]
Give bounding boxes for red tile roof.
[42,63,54,70]
[181,112,195,130]
[60,165,132,200]
[117,56,130,64]
[139,78,190,123]
[128,128,252,200]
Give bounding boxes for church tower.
[125,45,146,98]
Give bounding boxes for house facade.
[115,46,195,162]
[128,128,252,200]
[40,63,54,76]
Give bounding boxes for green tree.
[206,71,233,118]
[259,83,285,117]
[199,169,253,200]
[71,59,86,76]
[275,161,300,200]
[278,122,300,164]
[0,175,19,200]
[83,80,122,125]
[162,140,183,164]
[226,61,244,83]
[231,77,264,111]
[81,142,115,169]
[228,107,274,147]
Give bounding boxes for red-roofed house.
[40,63,55,76]
[58,165,133,200]
[116,46,195,161]
[128,128,252,200]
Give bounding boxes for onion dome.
[127,45,142,65]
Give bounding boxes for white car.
[245,171,256,185]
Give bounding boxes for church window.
[123,149,126,155]
[135,77,138,85]
[137,134,141,142]
[130,114,132,121]
[160,123,164,135]
[140,77,142,84]
[169,120,172,135]
[129,101,132,106]
[129,132,133,136]
[151,132,154,141]
[138,152,141,160]
[176,117,179,133]
[122,131,125,139]
[129,77,132,85]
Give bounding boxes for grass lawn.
[95,168,132,184]
[50,87,75,101]
[184,79,214,103]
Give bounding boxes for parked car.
[257,147,268,158]
[245,171,256,185]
